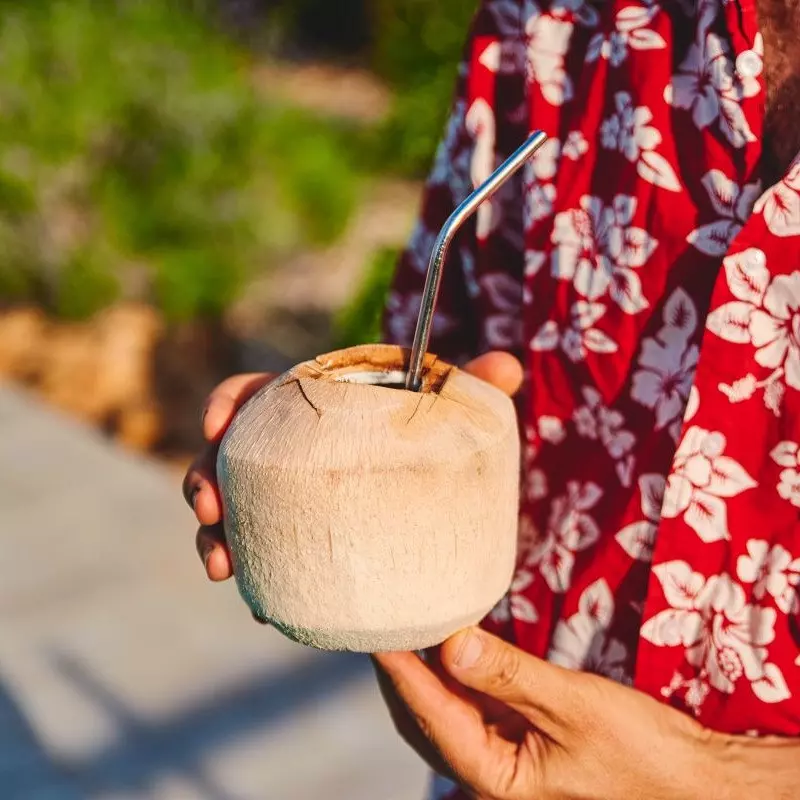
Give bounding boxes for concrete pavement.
[0,383,429,800]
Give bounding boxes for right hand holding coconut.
[182,352,523,586]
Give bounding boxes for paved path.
[0,384,428,800]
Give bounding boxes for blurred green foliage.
[332,246,398,349]
[369,0,475,177]
[0,0,361,321]
[253,0,371,57]
[259,0,475,178]
[331,0,477,347]
[0,0,476,335]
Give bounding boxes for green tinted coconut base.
[259,608,496,653]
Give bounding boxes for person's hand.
[374,627,790,800]
[182,372,277,582]
[181,351,523,585]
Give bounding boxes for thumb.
[462,351,523,397]
[440,628,576,735]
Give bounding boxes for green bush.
[253,0,371,57]
[332,246,398,349]
[246,0,476,179]
[0,0,362,321]
[330,2,477,345]
[369,0,476,177]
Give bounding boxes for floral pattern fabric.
[380,2,800,797]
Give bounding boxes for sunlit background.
[0,1,473,797]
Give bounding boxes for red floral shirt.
[382,1,800,797]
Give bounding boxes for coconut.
[217,344,520,652]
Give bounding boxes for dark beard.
[759,0,800,184]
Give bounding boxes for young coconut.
[217,133,548,652]
[216,344,520,653]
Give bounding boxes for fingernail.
[190,486,200,510]
[455,631,483,669]
[201,543,214,570]
[200,406,209,427]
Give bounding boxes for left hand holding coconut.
[182,350,523,633]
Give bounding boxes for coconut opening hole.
[334,369,408,390]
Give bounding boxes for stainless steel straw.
[405,130,548,391]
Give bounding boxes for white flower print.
[490,0,527,36]
[573,386,636,486]
[600,91,681,191]
[525,468,548,501]
[466,98,497,241]
[631,288,700,439]
[481,272,522,349]
[753,163,800,238]
[615,473,665,561]
[661,669,712,715]
[531,301,618,362]
[527,481,602,592]
[741,272,800,388]
[478,41,502,73]
[778,470,800,508]
[562,130,589,160]
[521,0,598,104]
[770,441,800,509]
[523,139,559,224]
[737,539,800,614]
[518,416,562,504]
[687,170,762,257]
[538,415,566,444]
[662,426,757,543]
[525,182,557,225]
[643,562,789,706]
[532,136,561,181]
[523,133,588,226]
[684,676,711,713]
[489,568,539,624]
[548,580,630,683]
[665,31,757,148]
[525,250,546,280]
[586,6,666,69]
[521,426,549,504]
[385,291,456,347]
[719,371,784,416]
[707,249,800,393]
[685,384,700,422]
[525,11,575,106]
[601,91,660,161]
[551,194,657,313]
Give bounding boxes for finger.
[373,651,508,789]
[440,628,576,735]
[195,525,234,582]
[202,372,277,443]
[371,656,457,781]
[182,445,223,526]
[462,351,523,397]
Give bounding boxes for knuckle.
[493,650,522,692]
[182,469,200,504]
[411,710,436,743]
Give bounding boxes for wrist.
[700,730,798,800]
